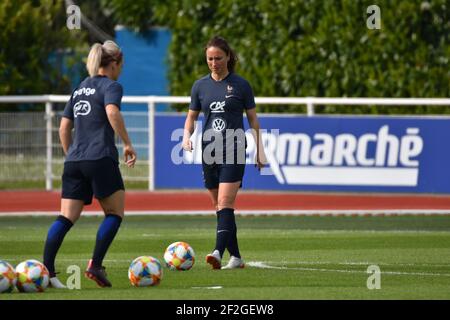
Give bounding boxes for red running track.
[1,190,450,212]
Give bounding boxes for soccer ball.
[164,241,195,271]
[15,259,49,293]
[128,256,163,287]
[0,260,16,293]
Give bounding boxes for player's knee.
[217,197,235,209]
[61,212,80,224]
[104,210,124,218]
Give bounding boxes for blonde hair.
[86,40,123,77]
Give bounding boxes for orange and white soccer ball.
[128,256,163,287]
[0,260,17,293]
[164,241,195,271]
[15,259,49,293]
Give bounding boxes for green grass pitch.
[1,215,450,300]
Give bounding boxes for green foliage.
[145,0,449,114]
[102,0,162,34]
[1,0,448,115]
[0,0,89,111]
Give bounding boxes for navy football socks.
[215,208,238,258]
[227,223,241,259]
[43,215,74,277]
[92,214,122,268]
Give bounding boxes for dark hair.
[205,36,238,72]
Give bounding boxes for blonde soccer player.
[42,40,136,288]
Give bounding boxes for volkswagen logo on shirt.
[209,101,225,113]
[212,118,226,132]
[73,100,91,117]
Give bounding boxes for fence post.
[45,101,53,191]
[306,97,315,116]
[148,99,155,191]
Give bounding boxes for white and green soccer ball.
[128,256,163,287]
[164,241,195,271]
[15,259,49,293]
[0,260,17,293]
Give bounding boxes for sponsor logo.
[172,124,423,187]
[73,100,91,117]
[262,125,422,186]
[73,87,96,99]
[212,118,226,132]
[209,101,225,113]
[225,85,235,98]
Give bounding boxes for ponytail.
[86,43,103,77]
[86,40,123,77]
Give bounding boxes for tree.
[109,0,449,114]
[1,0,448,114]
[0,0,90,110]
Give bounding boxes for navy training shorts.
[62,157,125,205]
[202,162,245,190]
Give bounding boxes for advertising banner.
[155,114,450,194]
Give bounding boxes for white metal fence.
[1,95,450,190]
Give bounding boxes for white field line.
[248,261,450,277]
[271,260,450,268]
[6,259,450,276]
[1,209,450,216]
[2,258,448,269]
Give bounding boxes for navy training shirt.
[62,75,123,163]
[189,73,256,159]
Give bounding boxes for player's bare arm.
[59,117,73,156]
[182,109,200,152]
[106,103,136,167]
[245,108,267,170]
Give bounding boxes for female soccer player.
[182,36,266,270]
[42,40,136,288]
